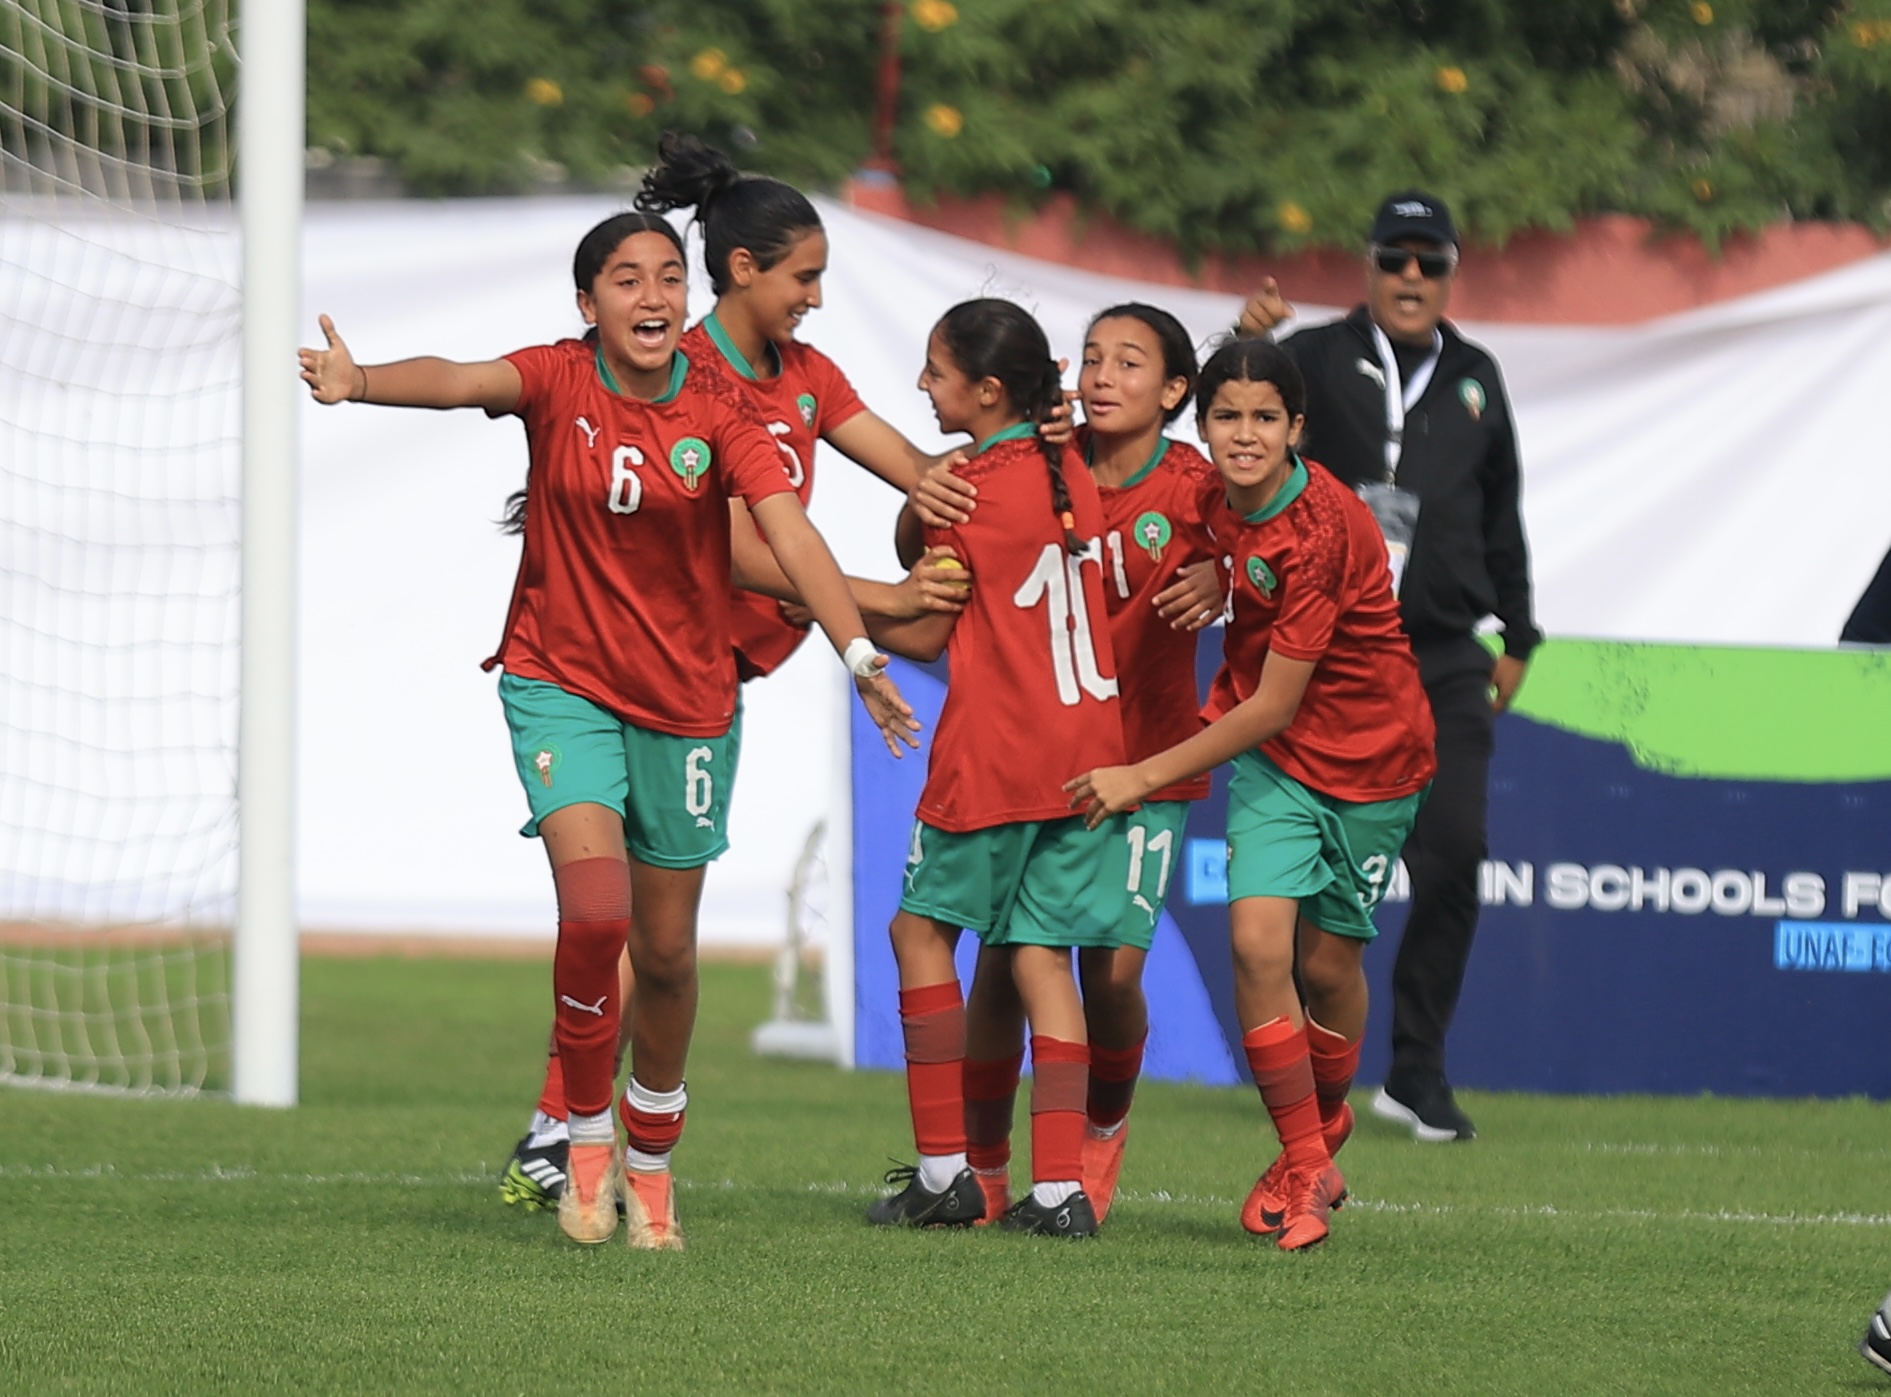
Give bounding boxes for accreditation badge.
[1356,482,1421,598]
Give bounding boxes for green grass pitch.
[1,954,1885,1395]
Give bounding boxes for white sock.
[568,1109,613,1147]
[1032,1180,1080,1207]
[917,1151,966,1193]
[526,1109,568,1149]
[1086,1118,1125,1140]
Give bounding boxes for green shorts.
[1112,800,1191,951]
[1224,751,1425,941]
[498,673,740,869]
[900,814,1136,950]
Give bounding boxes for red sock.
[1243,1017,1326,1170]
[900,981,966,1156]
[1029,1035,1088,1184]
[618,1081,686,1158]
[1306,1018,1360,1127]
[1086,1036,1145,1130]
[550,858,632,1117]
[964,1051,1023,1171]
[535,1051,566,1120]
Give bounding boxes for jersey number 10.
[1013,541,1118,708]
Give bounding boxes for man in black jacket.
[1235,191,1541,1141]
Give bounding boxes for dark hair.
[1195,338,1308,427]
[634,130,821,297]
[1084,303,1198,424]
[500,212,689,535]
[934,298,1081,555]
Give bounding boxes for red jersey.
[680,314,868,680]
[918,428,1125,831]
[1090,432,1220,803]
[1202,457,1436,802]
[484,338,796,737]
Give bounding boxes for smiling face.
[917,326,996,437]
[1200,378,1304,512]
[730,227,827,345]
[576,230,688,389]
[1079,315,1188,442]
[1365,236,1455,346]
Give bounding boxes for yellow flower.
[718,68,747,95]
[923,103,964,138]
[1436,66,1468,94]
[1692,177,1714,202]
[625,92,655,118]
[912,0,959,32]
[1690,2,1713,24]
[525,77,563,107]
[1854,19,1891,47]
[1277,201,1313,235]
[690,48,727,81]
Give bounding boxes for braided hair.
[500,211,688,535]
[634,130,821,296]
[934,299,1083,556]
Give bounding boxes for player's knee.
[630,936,696,995]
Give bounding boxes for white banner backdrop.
[193,198,1891,940]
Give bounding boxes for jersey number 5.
[1013,541,1117,707]
[609,445,645,515]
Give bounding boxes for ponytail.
[935,299,1083,556]
[635,130,821,297]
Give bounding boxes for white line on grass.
[3,1162,1886,1229]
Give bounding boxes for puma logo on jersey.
[1133,894,1155,917]
[575,416,600,448]
[559,993,607,1017]
[1355,358,1387,390]
[694,816,713,829]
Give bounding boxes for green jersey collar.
[1087,435,1171,489]
[701,310,778,382]
[595,342,687,404]
[973,421,1038,456]
[1242,452,1309,524]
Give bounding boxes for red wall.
[844,180,1887,325]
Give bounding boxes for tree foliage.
[303,0,1891,250]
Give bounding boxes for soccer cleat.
[621,1166,684,1251]
[1862,1292,1891,1378]
[971,1167,1010,1227]
[556,1141,620,1245]
[499,1133,567,1211]
[864,1163,986,1228]
[1001,1189,1099,1239]
[1372,1068,1476,1142]
[1275,1161,1346,1251]
[1080,1120,1129,1224]
[1243,1107,1356,1236]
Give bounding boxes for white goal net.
[1,0,240,1093]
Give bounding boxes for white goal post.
[0,0,302,1102]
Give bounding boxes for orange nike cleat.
[621,1165,684,1251]
[1275,1161,1347,1251]
[1080,1121,1129,1224]
[556,1141,620,1245]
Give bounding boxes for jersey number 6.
[609,445,645,515]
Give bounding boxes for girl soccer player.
[1066,338,1436,1250]
[497,134,994,1216]
[867,298,1126,1238]
[297,212,918,1251]
[956,304,1223,1227]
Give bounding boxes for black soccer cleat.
[1000,1189,1099,1239]
[1862,1292,1891,1378]
[865,1163,987,1228]
[499,1133,568,1211]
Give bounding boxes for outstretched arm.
[1064,651,1315,827]
[748,492,922,755]
[298,314,521,414]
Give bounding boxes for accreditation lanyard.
[1370,322,1442,483]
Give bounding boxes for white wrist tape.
[842,636,880,679]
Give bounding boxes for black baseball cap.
[1369,191,1457,248]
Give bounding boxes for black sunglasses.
[1372,244,1458,279]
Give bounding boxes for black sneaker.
[865,1164,987,1227]
[1862,1292,1891,1378]
[499,1133,567,1210]
[1372,1068,1476,1142]
[1001,1189,1099,1238]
